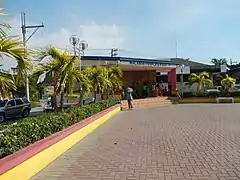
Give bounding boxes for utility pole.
[21,12,44,101]
[69,36,88,106]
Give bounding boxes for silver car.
[0,98,31,122]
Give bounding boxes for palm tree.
[107,66,123,96]
[211,58,227,66]
[82,66,110,101]
[188,71,213,94]
[221,74,236,92]
[35,46,91,109]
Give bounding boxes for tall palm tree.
[221,74,236,92]
[107,66,123,96]
[82,66,110,101]
[188,71,213,94]
[35,46,91,109]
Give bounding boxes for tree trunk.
[60,92,64,110]
[53,72,58,110]
[94,91,97,103]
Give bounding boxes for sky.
[2,0,240,68]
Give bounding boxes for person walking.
[126,87,133,110]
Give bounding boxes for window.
[7,100,15,107]
[22,98,29,104]
[15,99,24,105]
[0,100,7,107]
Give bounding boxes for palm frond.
[0,8,11,37]
[0,73,16,97]
[0,36,32,85]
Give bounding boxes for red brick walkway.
[31,104,240,180]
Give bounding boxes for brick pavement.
[31,104,240,180]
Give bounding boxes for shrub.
[0,99,119,159]
[182,92,194,97]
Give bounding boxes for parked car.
[205,89,220,97]
[0,98,31,122]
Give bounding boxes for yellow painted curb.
[0,106,121,180]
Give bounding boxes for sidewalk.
[31,104,240,180]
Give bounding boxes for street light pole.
[69,36,88,106]
[21,12,44,101]
[78,41,88,106]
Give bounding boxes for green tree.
[220,74,236,92]
[188,72,213,94]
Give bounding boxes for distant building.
[157,58,227,90]
[80,56,179,89]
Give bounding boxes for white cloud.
[0,16,125,68]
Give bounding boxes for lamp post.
[180,64,185,96]
[78,40,88,105]
[69,36,88,106]
[69,35,80,57]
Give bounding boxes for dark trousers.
[127,99,133,109]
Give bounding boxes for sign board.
[176,66,190,74]
[120,61,177,68]
[221,64,227,73]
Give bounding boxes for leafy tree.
[188,71,213,94]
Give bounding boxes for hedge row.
[181,91,240,98]
[0,99,119,159]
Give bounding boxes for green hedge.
[0,99,119,159]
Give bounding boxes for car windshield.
[0,100,7,107]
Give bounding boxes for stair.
[121,97,172,110]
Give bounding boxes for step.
[121,97,172,110]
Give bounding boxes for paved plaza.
[31,104,240,180]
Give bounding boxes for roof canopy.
[81,56,180,71]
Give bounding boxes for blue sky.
[2,0,240,66]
